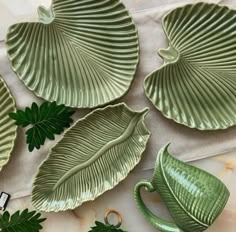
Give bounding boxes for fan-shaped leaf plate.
[144,3,236,130]
[32,103,150,212]
[6,0,139,108]
[0,75,17,171]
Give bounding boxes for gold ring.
[104,209,122,228]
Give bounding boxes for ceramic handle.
[134,181,184,232]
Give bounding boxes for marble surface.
[0,0,236,231]
[7,151,236,232]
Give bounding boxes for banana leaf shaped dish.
[6,0,139,108]
[135,144,230,232]
[32,103,150,212]
[0,75,17,171]
[144,3,236,130]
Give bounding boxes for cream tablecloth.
[0,1,236,232]
[0,0,235,203]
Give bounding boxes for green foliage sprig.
[0,209,46,232]
[9,102,75,152]
[89,221,127,232]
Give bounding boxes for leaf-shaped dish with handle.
[135,144,230,232]
[144,3,236,130]
[0,75,17,172]
[6,0,139,108]
[32,103,150,212]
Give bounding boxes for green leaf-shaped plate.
[0,75,17,171]
[32,103,150,212]
[144,3,236,130]
[6,0,139,108]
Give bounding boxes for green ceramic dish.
[135,144,230,232]
[6,0,139,108]
[32,103,150,212]
[0,75,17,171]
[144,3,236,130]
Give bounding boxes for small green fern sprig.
[89,221,127,232]
[0,209,46,232]
[9,101,75,152]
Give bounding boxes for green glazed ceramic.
[134,145,230,232]
[6,0,139,108]
[0,75,17,171]
[32,103,150,212]
[144,3,236,130]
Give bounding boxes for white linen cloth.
[0,0,236,199]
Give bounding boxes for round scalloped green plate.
[144,3,236,130]
[0,75,17,171]
[6,0,139,108]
